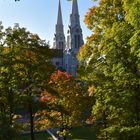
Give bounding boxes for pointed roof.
[57,0,63,25]
[72,0,79,15]
[70,0,80,27]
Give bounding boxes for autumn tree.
[78,0,140,139]
[36,70,92,140]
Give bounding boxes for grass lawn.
[18,132,52,140]
[71,126,96,140]
[17,126,96,140]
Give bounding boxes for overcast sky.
[0,0,98,46]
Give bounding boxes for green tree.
[0,23,54,140]
[0,23,21,140]
[78,0,140,139]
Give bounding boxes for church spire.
[64,0,83,76]
[72,0,79,16]
[55,0,63,33]
[53,0,65,50]
[57,0,63,25]
[70,0,80,27]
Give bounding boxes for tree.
[36,70,92,140]
[0,23,54,140]
[0,23,22,140]
[78,0,140,139]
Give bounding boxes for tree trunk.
[63,136,67,140]
[29,103,35,140]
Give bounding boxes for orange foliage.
[40,90,56,102]
[84,7,98,29]
[50,70,73,84]
[88,86,95,97]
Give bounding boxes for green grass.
[17,126,96,140]
[71,126,96,140]
[18,132,52,140]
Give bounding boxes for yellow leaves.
[35,110,48,117]
[84,7,98,29]
[87,34,100,45]
[98,43,104,52]
[40,90,56,103]
[12,114,22,120]
[31,34,40,41]
[93,46,98,53]
[122,0,140,29]
[86,115,95,125]
[94,26,100,34]
[49,110,61,118]
[78,44,89,61]
[88,86,96,96]
[99,0,106,5]
[35,118,50,130]
[57,129,72,137]
[3,47,10,54]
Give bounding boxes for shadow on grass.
[17,125,96,140]
[71,126,96,140]
[18,132,52,140]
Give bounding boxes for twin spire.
[53,0,83,76]
[56,0,79,27]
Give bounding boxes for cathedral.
[51,0,84,76]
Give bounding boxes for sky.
[0,0,98,46]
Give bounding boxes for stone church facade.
[51,0,83,76]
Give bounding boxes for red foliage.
[40,90,55,102]
[50,70,73,83]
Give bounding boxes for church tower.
[51,0,65,70]
[51,0,83,76]
[53,0,65,50]
[64,0,84,76]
